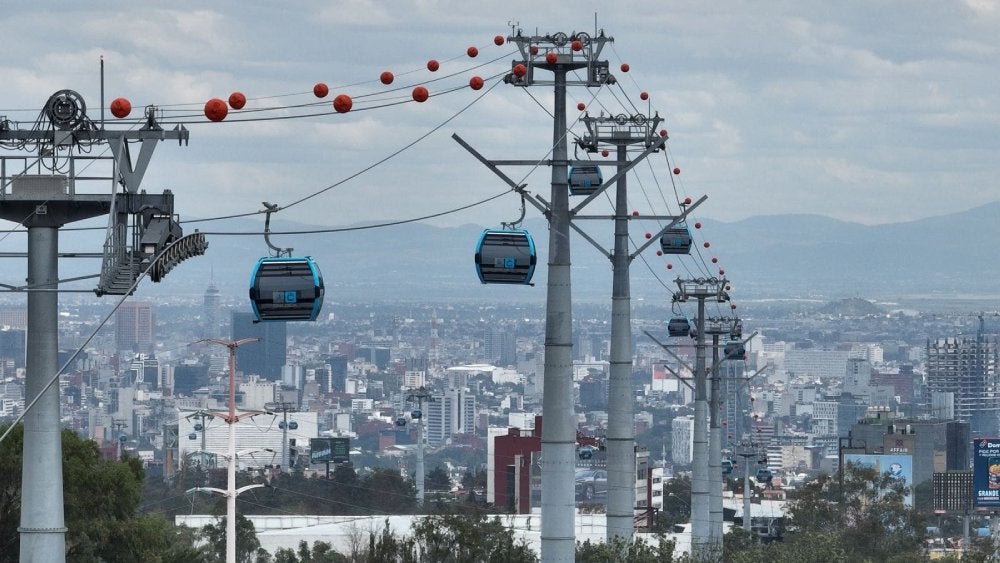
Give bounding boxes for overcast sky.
[2,1,998,232]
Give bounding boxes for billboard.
[843,453,913,506]
[309,437,350,464]
[973,438,1000,508]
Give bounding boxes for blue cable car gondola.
[474,229,537,285]
[668,316,691,337]
[395,416,407,427]
[411,409,422,420]
[660,225,693,254]
[249,256,324,322]
[568,164,603,195]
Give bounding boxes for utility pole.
[406,387,433,503]
[575,114,705,545]
[702,316,742,545]
[672,277,729,561]
[0,89,190,562]
[266,401,297,473]
[202,337,258,563]
[734,438,758,532]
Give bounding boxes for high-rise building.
[926,335,999,436]
[231,311,286,381]
[425,387,477,445]
[202,282,222,338]
[0,327,25,368]
[115,301,153,353]
[671,415,694,465]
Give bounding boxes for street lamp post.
[201,337,258,563]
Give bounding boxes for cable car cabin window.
[250,257,324,322]
[475,229,537,285]
[660,226,693,254]
[568,165,603,195]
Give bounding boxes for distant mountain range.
[17,201,1000,304]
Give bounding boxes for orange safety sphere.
[704,241,711,248]
[719,268,725,275]
[469,76,484,90]
[640,91,649,101]
[660,129,668,137]
[620,63,630,72]
[427,59,439,72]
[313,83,329,98]
[673,167,681,175]
[602,149,609,157]
[731,304,737,310]
[656,250,663,256]
[695,222,702,229]
[513,64,527,77]
[110,97,131,119]
[644,232,652,239]
[667,263,673,270]
[577,102,585,111]
[204,98,228,122]
[228,91,246,110]
[333,94,352,113]
[631,210,639,217]
[494,35,505,46]
[380,71,394,85]
[530,45,539,55]
[726,285,732,290]
[684,197,692,205]
[467,46,479,58]
[412,86,429,102]
[571,39,583,51]
[711,257,718,263]
[546,51,557,64]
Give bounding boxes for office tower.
[202,282,222,338]
[0,327,26,369]
[115,301,153,352]
[231,311,287,381]
[926,334,1000,436]
[425,387,477,446]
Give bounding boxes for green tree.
[575,536,679,562]
[200,514,262,563]
[0,423,200,562]
[410,512,537,562]
[653,475,691,532]
[425,466,451,492]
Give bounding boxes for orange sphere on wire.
[660,129,668,137]
[530,45,539,55]
[602,149,609,157]
[695,222,702,229]
[546,51,557,64]
[204,98,228,122]
[572,39,583,51]
[667,263,673,270]
[656,250,663,256]
[469,76,484,90]
[632,210,639,217]
[427,59,440,72]
[704,241,711,248]
[313,83,329,98]
[684,197,692,205]
[673,167,681,175]
[620,63,630,72]
[513,64,527,77]
[494,35,505,46]
[228,92,246,110]
[110,97,131,119]
[645,232,652,239]
[577,102,585,111]
[711,257,718,264]
[640,91,649,101]
[380,71,394,85]
[333,94,352,113]
[412,86,429,102]
[467,46,479,58]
